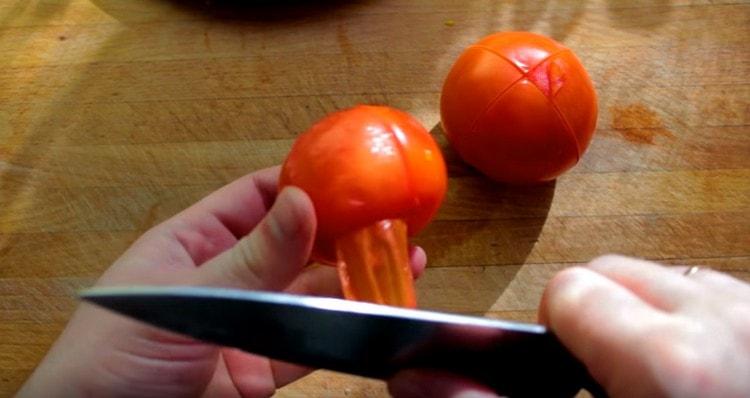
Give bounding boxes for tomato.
[280,105,447,265]
[440,31,598,183]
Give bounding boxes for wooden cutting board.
[1,0,748,396]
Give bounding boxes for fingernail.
[409,246,427,278]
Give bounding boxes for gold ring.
[684,266,700,277]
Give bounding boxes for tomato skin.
[280,105,447,263]
[440,32,598,183]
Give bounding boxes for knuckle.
[233,236,257,267]
[547,266,589,295]
[646,319,722,396]
[229,237,264,286]
[544,266,593,318]
[661,342,715,395]
[725,303,750,343]
[262,213,287,242]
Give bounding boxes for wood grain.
[1,0,749,396]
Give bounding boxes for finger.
[539,266,671,395]
[178,166,281,238]
[586,255,705,312]
[270,361,313,389]
[160,167,281,265]
[409,245,427,279]
[222,349,315,394]
[388,370,499,398]
[189,186,316,291]
[670,266,750,301]
[221,348,276,397]
[201,350,244,398]
[286,264,342,297]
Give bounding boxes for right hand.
[388,255,750,398]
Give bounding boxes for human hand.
[19,166,427,398]
[388,255,750,398]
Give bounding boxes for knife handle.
[399,330,607,397]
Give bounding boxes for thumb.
[190,186,317,291]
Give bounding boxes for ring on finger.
[683,265,701,277]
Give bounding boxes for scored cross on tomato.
[441,31,598,183]
[280,105,447,307]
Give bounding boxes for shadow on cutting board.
[414,124,555,318]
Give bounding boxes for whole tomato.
[279,105,446,306]
[441,31,598,183]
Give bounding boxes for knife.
[80,286,605,397]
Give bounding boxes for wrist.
[17,357,90,398]
[17,308,102,398]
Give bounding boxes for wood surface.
[1,0,749,396]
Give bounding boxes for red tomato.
[280,105,447,264]
[440,31,598,183]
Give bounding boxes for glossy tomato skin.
[441,32,598,183]
[280,105,447,263]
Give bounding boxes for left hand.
[18,166,427,398]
